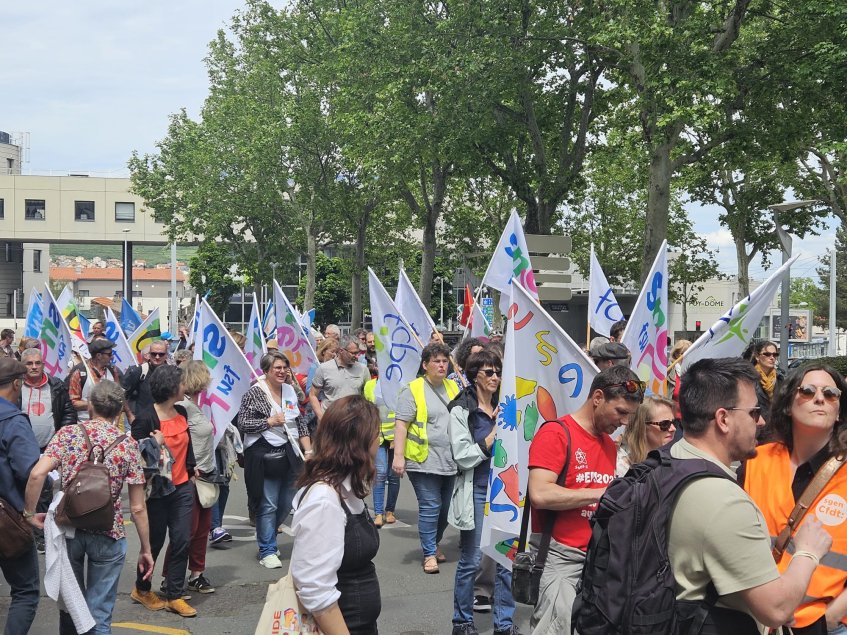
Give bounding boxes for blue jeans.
[830,625,847,635]
[453,482,515,630]
[373,443,400,515]
[60,533,127,635]
[0,543,39,634]
[407,471,455,557]
[210,482,230,530]
[257,464,298,558]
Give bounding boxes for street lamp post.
[122,229,131,301]
[768,200,818,370]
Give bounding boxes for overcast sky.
[0,1,837,281]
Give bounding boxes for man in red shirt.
[527,365,644,634]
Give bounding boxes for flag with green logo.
[680,254,800,371]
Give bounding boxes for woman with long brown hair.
[745,362,847,634]
[616,395,677,475]
[290,395,381,635]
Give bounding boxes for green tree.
[297,253,351,327]
[187,242,240,316]
[814,226,847,331]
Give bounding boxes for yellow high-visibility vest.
[364,378,395,442]
[404,376,459,463]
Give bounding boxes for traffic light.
[695,320,702,331]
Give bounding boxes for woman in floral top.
[23,381,154,635]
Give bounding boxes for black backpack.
[572,447,758,635]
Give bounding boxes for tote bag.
[254,571,322,635]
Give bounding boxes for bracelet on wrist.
[792,550,821,567]
[22,510,35,519]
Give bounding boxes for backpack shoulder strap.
[101,433,128,458]
[76,423,95,460]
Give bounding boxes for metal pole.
[13,289,17,330]
[440,277,444,326]
[830,247,837,357]
[241,285,246,331]
[774,210,792,370]
[170,243,177,334]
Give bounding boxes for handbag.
[0,497,34,560]
[773,454,846,562]
[55,424,126,532]
[194,478,220,508]
[263,444,289,479]
[511,419,571,606]
[254,571,322,635]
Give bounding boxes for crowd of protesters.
[2,319,847,635]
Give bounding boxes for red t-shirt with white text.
[528,415,616,551]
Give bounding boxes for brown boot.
[374,513,384,528]
[166,598,197,617]
[131,588,166,611]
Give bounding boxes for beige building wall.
[0,138,22,176]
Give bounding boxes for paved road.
[1,473,533,634]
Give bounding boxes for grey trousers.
[529,540,586,635]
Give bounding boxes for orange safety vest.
[744,441,847,628]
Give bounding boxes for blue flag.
[120,297,142,335]
[78,313,91,339]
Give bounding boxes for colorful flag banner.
[103,307,138,373]
[459,284,473,327]
[395,268,437,340]
[262,301,276,339]
[368,268,423,411]
[40,284,74,380]
[480,280,599,569]
[588,245,625,338]
[127,308,161,362]
[186,295,202,347]
[193,299,256,447]
[680,254,800,372]
[78,314,91,340]
[273,282,318,377]
[24,289,43,339]
[299,307,317,348]
[245,296,268,375]
[55,285,90,360]
[481,209,539,313]
[468,302,492,339]
[120,297,143,336]
[620,241,669,396]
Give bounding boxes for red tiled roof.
[50,267,186,282]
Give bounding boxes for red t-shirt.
[160,415,190,486]
[528,414,616,551]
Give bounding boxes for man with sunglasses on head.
[309,334,368,423]
[527,365,644,634]
[122,340,170,423]
[669,357,832,633]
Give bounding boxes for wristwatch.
[22,510,35,519]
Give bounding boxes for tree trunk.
[642,141,673,284]
[681,280,688,331]
[350,203,373,330]
[304,220,317,312]
[735,238,751,297]
[419,162,448,311]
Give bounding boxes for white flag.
[480,280,599,569]
[193,299,256,447]
[40,284,74,380]
[55,285,90,360]
[681,255,800,371]
[587,245,624,337]
[273,282,318,377]
[482,209,539,313]
[368,268,422,411]
[245,296,268,375]
[468,303,491,339]
[104,307,138,373]
[620,241,669,396]
[395,268,437,341]
[187,295,201,347]
[127,308,161,363]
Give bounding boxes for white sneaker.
[259,554,283,569]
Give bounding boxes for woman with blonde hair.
[616,395,677,475]
[667,339,691,399]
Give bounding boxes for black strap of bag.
[516,419,571,564]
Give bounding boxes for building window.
[75,201,95,222]
[78,290,89,298]
[115,202,135,222]
[132,290,142,298]
[0,198,4,219]
[25,199,46,220]
[33,249,41,273]
[115,290,123,298]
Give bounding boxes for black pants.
[135,481,194,600]
[244,439,271,518]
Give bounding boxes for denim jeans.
[0,542,39,634]
[373,443,400,515]
[210,482,230,530]
[257,460,299,558]
[453,482,515,630]
[60,532,127,635]
[407,471,455,557]
[830,625,847,635]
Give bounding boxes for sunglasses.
[479,368,502,377]
[647,418,679,432]
[797,384,842,402]
[759,351,778,358]
[608,380,646,394]
[725,406,763,420]
[149,352,167,358]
